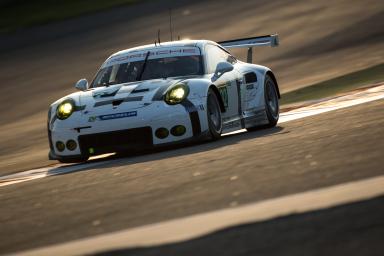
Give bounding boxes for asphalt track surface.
[1,95,383,255]
[1,0,384,175]
[96,196,384,256]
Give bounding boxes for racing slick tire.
[207,88,222,140]
[247,75,279,131]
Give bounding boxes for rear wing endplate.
[218,34,279,63]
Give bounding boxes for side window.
[205,45,232,73]
[92,66,112,87]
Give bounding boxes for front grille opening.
[78,127,153,155]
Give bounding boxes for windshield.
[91,55,203,88]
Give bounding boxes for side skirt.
[222,108,269,133]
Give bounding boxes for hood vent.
[112,99,124,106]
[131,88,150,93]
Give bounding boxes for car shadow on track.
[49,126,287,176]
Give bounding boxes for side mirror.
[214,62,234,77]
[75,79,88,91]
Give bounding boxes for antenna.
[157,29,161,44]
[169,8,173,41]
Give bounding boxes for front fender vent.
[244,72,257,83]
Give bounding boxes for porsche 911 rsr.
[48,35,281,163]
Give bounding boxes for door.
[205,44,242,132]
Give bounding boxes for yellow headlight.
[165,84,189,105]
[56,99,75,120]
[170,87,185,99]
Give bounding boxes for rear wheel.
[247,75,279,131]
[207,89,222,140]
[264,75,279,127]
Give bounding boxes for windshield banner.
[103,47,200,68]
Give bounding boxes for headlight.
[164,83,189,105]
[56,99,75,120]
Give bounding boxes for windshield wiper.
[136,51,151,81]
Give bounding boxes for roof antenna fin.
[157,29,161,44]
[169,8,173,41]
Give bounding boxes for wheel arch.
[266,71,281,99]
[209,85,226,113]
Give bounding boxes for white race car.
[48,35,281,163]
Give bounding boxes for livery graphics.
[88,111,137,122]
[218,86,229,109]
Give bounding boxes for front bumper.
[48,99,208,159]
[48,128,210,161]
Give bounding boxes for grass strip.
[281,63,384,105]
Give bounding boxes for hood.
[77,78,182,113]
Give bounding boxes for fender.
[266,70,281,99]
[237,63,281,100]
[209,85,226,113]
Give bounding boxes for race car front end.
[48,80,209,161]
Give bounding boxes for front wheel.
[207,89,222,140]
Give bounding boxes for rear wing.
[218,34,279,63]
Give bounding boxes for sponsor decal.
[244,83,258,110]
[88,116,97,122]
[88,111,137,122]
[170,49,182,54]
[114,56,129,62]
[100,111,137,120]
[183,49,196,53]
[246,84,254,90]
[218,86,229,109]
[105,47,199,67]
[156,50,169,55]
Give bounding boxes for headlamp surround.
[165,83,189,105]
[56,98,75,120]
